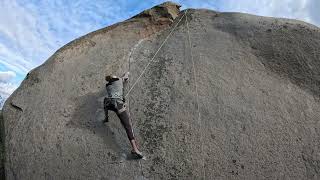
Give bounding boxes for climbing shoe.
[131,150,144,159]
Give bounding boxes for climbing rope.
[185,10,205,179]
[127,42,145,177]
[124,9,205,178]
[124,10,189,178]
[125,11,188,98]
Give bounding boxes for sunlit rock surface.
[3,1,320,179]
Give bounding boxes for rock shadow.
[67,90,128,155]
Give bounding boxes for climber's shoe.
[131,150,144,159]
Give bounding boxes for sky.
[0,0,319,107]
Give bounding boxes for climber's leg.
[103,98,109,123]
[103,98,118,123]
[116,101,143,158]
[130,139,139,153]
[117,109,135,141]
[130,140,144,159]
[118,111,143,159]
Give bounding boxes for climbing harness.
[185,11,205,179]
[125,10,188,98]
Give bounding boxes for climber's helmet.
[105,75,118,82]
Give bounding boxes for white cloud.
[0,82,17,109]
[174,0,319,26]
[0,0,136,77]
[0,0,53,75]
[0,82,17,97]
[0,71,16,82]
[308,0,320,24]
[215,0,319,26]
[0,43,32,74]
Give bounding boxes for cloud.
[213,0,319,26]
[173,0,319,26]
[0,0,52,75]
[0,70,16,108]
[0,71,16,82]
[0,82,17,97]
[0,82,18,109]
[308,0,320,25]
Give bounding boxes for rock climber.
[103,72,143,159]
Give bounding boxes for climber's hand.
[122,72,129,81]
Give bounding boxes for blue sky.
[0,0,319,106]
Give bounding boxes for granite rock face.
[0,110,4,180]
[3,2,320,179]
